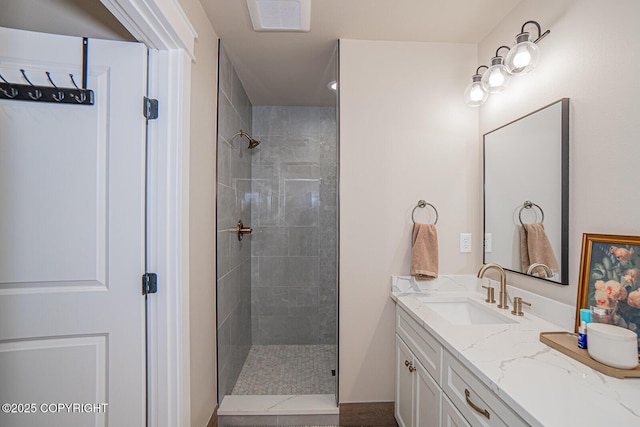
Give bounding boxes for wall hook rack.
[0,70,94,105]
[0,37,94,105]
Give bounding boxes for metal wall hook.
[20,69,42,100]
[0,86,17,98]
[46,72,65,102]
[68,74,86,103]
[0,73,18,99]
[69,74,80,89]
[20,69,35,86]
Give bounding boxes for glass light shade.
[505,32,540,75]
[481,57,511,93]
[464,75,488,107]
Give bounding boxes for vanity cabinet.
[395,307,528,427]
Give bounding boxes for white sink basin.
[420,298,517,325]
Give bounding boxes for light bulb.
[464,73,488,107]
[489,72,505,87]
[505,32,540,75]
[513,50,531,68]
[469,85,484,101]
[481,56,511,93]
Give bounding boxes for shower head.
[247,137,260,149]
[233,130,261,149]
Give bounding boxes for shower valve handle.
[237,220,253,241]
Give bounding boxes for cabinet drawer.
[442,394,471,427]
[397,308,442,385]
[442,351,528,427]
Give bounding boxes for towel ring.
[518,200,544,225]
[412,200,438,225]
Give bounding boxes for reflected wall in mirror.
[483,98,569,284]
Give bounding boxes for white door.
[0,27,147,427]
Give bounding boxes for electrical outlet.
[484,233,492,253]
[460,233,472,253]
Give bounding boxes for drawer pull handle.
[465,389,490,420]
[408,365,416,373]
[405,360,411,367]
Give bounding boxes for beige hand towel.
[411,223,439,280]
[520,223,559,275]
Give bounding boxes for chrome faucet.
[526,263,553,278]
[477,263,508,309]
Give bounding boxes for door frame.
[99,1,196,426]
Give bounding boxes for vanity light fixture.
[464,66,489,107]
[465,20,550,106]
[504,20,550,75]
[481,46,512,93]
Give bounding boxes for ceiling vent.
[246,0,311,32]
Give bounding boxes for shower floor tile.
[231,345,336,395]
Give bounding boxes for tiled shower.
[216,44,337,403]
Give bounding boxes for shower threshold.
[217,393,338,416]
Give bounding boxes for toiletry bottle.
[577,308,591,349]
[578,321,587,349]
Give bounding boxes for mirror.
[483,98,569,284]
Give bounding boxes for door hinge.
[142,272,158,295]
[143,97,159,120]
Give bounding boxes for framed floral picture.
[576,233,640,353]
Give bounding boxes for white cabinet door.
[396,335,415,427]
[414,358,442,427]
[0,26,147,427]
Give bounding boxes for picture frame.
[576,233,640,353]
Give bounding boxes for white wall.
[339,40,479,402]
[479,0,640,305]
[178,0,219,425]
[0,0,133,41]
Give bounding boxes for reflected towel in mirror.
[520,223,559,276]
[411,223,439,280]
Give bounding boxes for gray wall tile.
[289,287,319,316]
[251,226,288,256]
[257,256,318,287]
[288,227,318,256]
[250,106,337,346]
[284,179,319,226]
[255,314,319,345]
[252,287,289,315]
[217,44,254,402]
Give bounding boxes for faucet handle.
[511,297,531,316]
[481,285,496,304]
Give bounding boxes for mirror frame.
[483,98,570,285]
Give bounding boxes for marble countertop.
[391,275,640,427]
